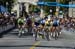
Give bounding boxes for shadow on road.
[0,45,74,49]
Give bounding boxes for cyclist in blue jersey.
[53,18,59,27]
[40,18,45,27]
[51,17,61,39]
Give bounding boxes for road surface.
[0,28,75,49]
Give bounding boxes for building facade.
[12,0,38,18]
[69,0,75,17]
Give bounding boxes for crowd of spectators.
[0,12,16,28]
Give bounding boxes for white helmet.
[48,19,50,21]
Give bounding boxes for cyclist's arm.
[17,19,20,24]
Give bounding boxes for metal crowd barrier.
[0,24,15,38]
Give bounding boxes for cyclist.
[34,21,40,41]
[34,18,45,41]
[26,17,32,34]
[52,17,60,39]
[40,18,45,31]
[49,18,53,37]
[17,16,25,37]
[39,18,46,39]
[45,17,51,41]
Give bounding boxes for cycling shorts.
[34,22,40,26]
[46,24,51,26]
[18,22,24,25]
[40,23,45,26]
[53,22,59,27]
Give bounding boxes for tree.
[60,0,69,12]
[43,0,56,15]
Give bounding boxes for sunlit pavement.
[0,28,75,49]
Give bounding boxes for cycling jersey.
[45,20,50,26]
[34,22,40,27]
[40,19,45,24]
[53,19,59,26]
[50,21,53,26]
[18,18,25,25]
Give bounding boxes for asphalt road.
[0,28,75,49]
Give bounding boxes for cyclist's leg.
[21,24,25,34]
[58,25,62,35]
[56,26,59,37]
[40,25,45,39]
[24,23,28,32]
[49,26,51,39]
[52,26,55,37]
[18,25,22,37]
[18,25,21,33]
[50,26,53,37]
[33,25,37,38]
[35,28,38,41]
[54,26,58,40]
[45,27,50,41]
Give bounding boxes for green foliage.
[59,0,69,12]
[43,0,56,15]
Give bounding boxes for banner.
[37,2,75,8]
